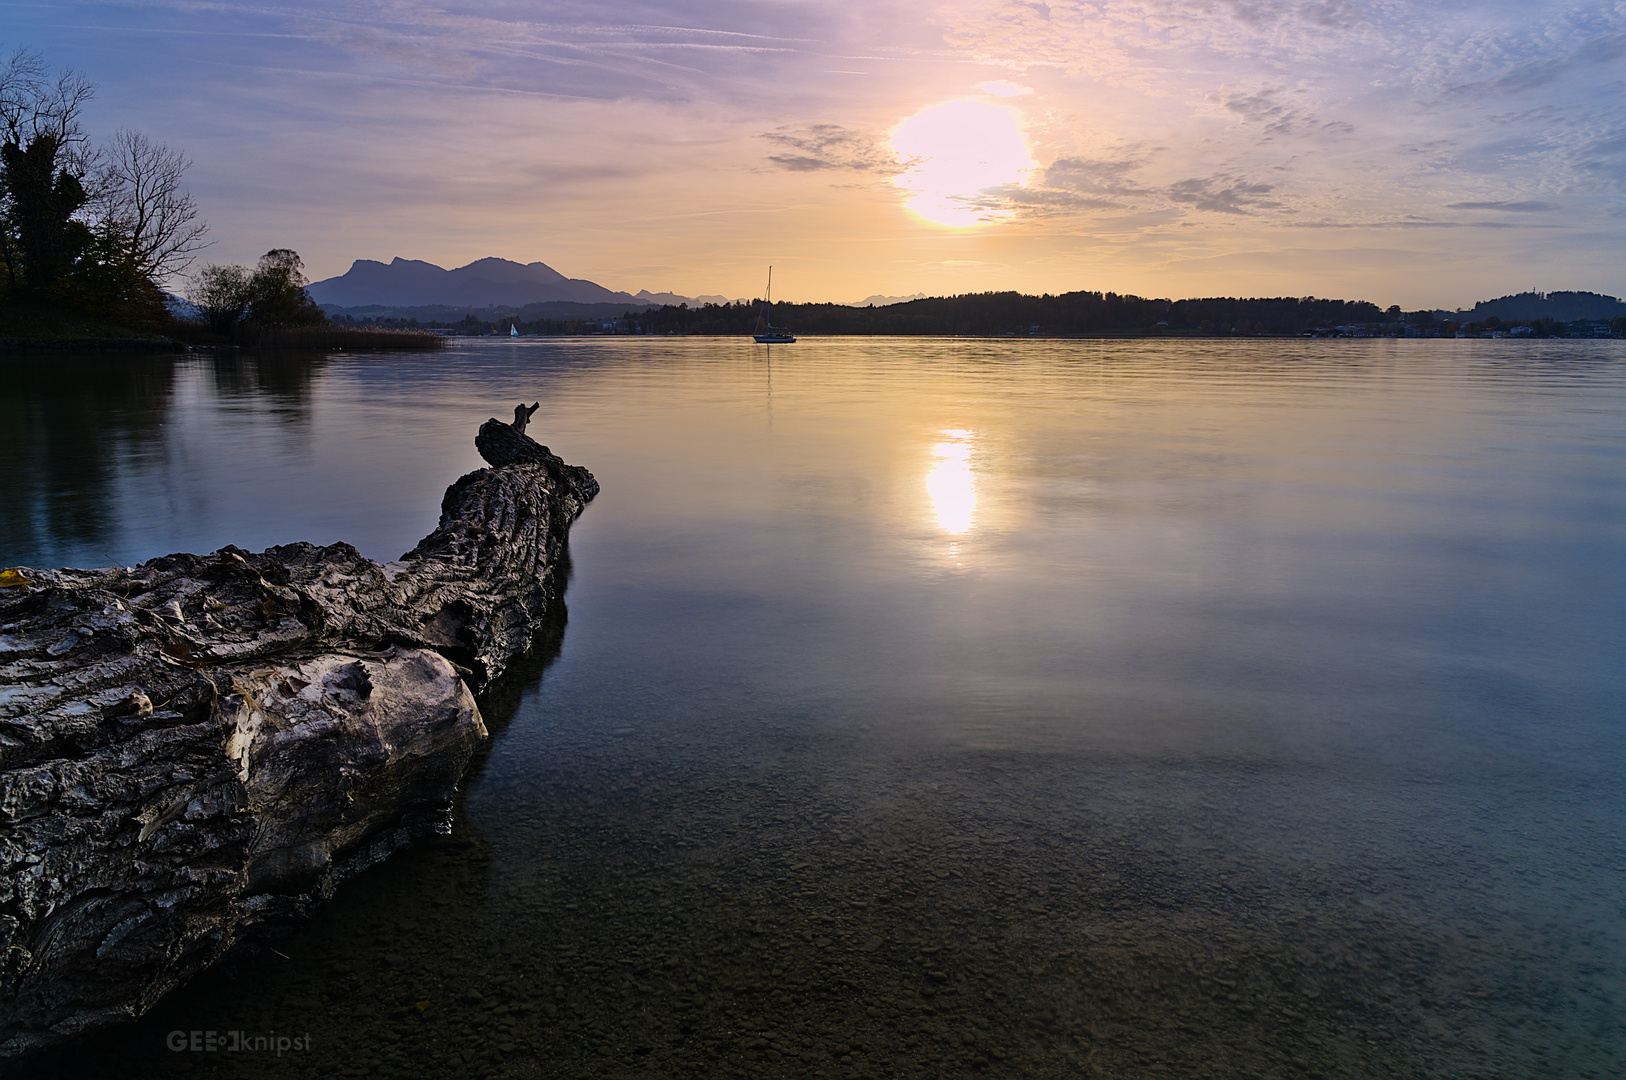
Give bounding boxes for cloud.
[1440,30,1626,101]
[976,79,1032,96]
[922,0,1623,274]
[1206,85,1355,139]
[1289,219,1566,230]
[762,124,897,172]
[940,0,1390,84]
[954,158,1290,222]
[1575,126,1626,189]
[993,185,1126,214]
[1165,174,1282,215]
[1041,155,1154,196]
[1446,201,1558,212]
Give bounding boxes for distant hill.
[307,257,720,310]
[848,293,929,307]
[322,300,665,323]
[1462,291,1625,322]
[633,289,731,307]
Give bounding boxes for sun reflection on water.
[927,428,976,534]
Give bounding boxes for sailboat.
[510,324,519,338]
[752,267,796,344]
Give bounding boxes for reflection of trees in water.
[0,355,176,565]
[207,353,327,425]
[0,352,329,568]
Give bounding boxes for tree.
[0,48,92,148]
[90,128,208,286]
[0,47,94,291]
[186,249,326,337]
[0,133,90,288]
[189,262,252,333]
[1,48,205,321]
[246,248,325,327]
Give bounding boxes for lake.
[6,337,1624,1079]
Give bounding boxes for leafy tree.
[189,262,253,333]
[0,47,94,291]
[0,132,90,288]
[246,248,325,327]
[186,249,327,338]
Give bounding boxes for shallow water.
[6,338,1625,1078]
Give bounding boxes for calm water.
[6,338,1625,1079]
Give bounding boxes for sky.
[4,0,1623,307]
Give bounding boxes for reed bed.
[251,324,445,350]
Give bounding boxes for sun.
[890,100,1034,228]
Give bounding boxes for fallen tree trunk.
[0,416,598,1059]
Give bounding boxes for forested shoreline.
[364,291,1626,340]
[627,293,1392,338]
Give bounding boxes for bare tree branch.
[92,128,209,283]
[0,47,47,143]
[0,48,92,153]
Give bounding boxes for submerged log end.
[475,416,600,505]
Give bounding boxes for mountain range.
[306,257,728,312]
[849,293,930,307]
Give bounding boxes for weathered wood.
[474,414,597,480]
[512,401,539,435]
[0,418,597,1059]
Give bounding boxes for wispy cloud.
[1447,200,1559,212]
[762,124,897,171]
[1042,155,1155,197]
[1204,85,1355,139]
[1166,174,1282,215]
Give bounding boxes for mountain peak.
[308,255,685,310]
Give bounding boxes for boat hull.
[753,333,796,343]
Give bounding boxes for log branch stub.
[474,414,599,501]
[512,401,539,434]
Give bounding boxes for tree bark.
[0,417,597,1059]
